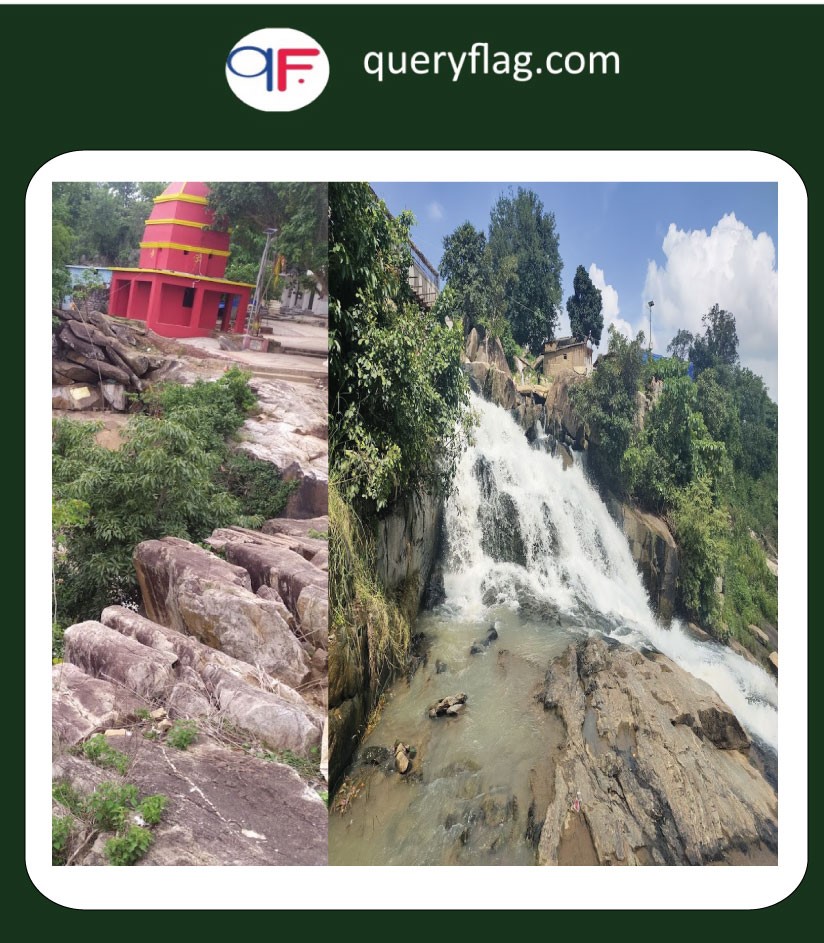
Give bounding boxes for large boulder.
[63,621,178,699]
[52,663,125,746]
[296,584,329,651]
[133,538,311,688]
[205,528,327,617]
[536,639,777,866]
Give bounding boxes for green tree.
[328,183,470,512]
[570,327,645,494]
[689,304,739,374]
[667,328,694,360]
[566,264,604,346]
[440,221,489,326]
[207,182,328,295]
[487,187,563,352]
[52,369,275,628]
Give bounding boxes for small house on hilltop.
[544,336,592,378]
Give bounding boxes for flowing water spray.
[445,395,777,749]
[329,394,777,864]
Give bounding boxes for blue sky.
[372,182,778,398]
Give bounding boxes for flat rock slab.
[537,639,777,866]
[53,741,326,866]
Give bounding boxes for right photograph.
[327,181,778,866]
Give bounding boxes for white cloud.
[427,201,445,220]
[642,213,777,398]
[588,263,624,347]
[609,317,634,340]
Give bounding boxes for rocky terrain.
[536,637,777,865]
[52,516,329,866]
[52,313,330,866]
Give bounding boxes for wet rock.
[394,742,412,774]
[470,625,500,655]
[435,660,448,674]
[360,746,392,767]
[537,639,777,866]
[428,692,468,718]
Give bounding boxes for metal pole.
[251,227,278,335]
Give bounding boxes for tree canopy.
[328,183,470,512]
[487,187,563,351]
[566,264,604,346]
[207,182,328,294]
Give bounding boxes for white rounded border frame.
[27,150,807,910]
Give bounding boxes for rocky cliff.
[52,517,329,866]
[328,488,442,793]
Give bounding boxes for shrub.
[52,816,73,865]
[105,825,153,866]
[82,734,130,775]
[166,719,198,750]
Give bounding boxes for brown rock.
[52,384,102,411]
[132,541,312,688]
[428,692,468,718]
[296,584,329,651]
[52,663,123,746]
[63,622,177,699]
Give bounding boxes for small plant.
[105,825,153,866]
[307,528,329,541]
[166,719,198,750]
[82,734,130,775]
[137,794,168,825]
[53,779,168,867]
[84,782,139,831]
[260,746,320,780]
[52,815,73,865]
[134,708,152,721]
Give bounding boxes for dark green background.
[16,1,813,920]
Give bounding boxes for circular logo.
[226,28,330,112]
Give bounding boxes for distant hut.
[543,336,592,378]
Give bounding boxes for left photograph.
[50,182,329,866]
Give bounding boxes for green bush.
[52,815,73,865]
[166,719,198,750]
[105,825,153,866]
[669,478,729,632]
[52,370,264,628]
[215,452,297,520]
[137,794,168,825]
[84,782,139,831]
[82,734,130,775]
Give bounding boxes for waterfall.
[442,395,778,750]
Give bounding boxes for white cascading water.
[443,395,778,750]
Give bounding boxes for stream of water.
[328,395,778,865]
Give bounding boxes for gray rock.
[296,584,328,651]
[201,665,323,754]
[537,639,777,866]
[428,692,468,718]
